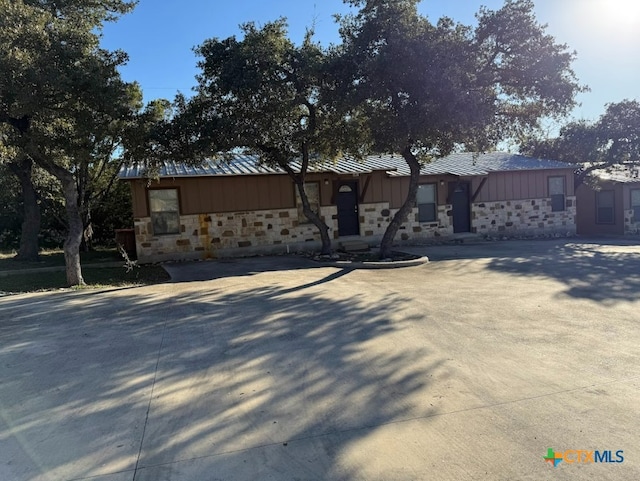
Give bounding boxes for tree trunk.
[60,173,85,286]
[278,144,332,256]
[21,140,85,286]
[8,158,41,261]
[379,147,421,259]
[294,180,332,255]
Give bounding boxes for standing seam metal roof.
[118,152,575,179]
[588,165,640,184]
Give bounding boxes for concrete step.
[448,233,483,244]
[338,240,371,252]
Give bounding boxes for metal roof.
[119,152,574,179]
[588,164,640,184]
[412,152,574,177]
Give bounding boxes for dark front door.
[336,181,360,236]
[450,181,471,233]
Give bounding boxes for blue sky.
[101,0,640,124]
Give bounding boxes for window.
[548,176,566,212]
[149,189,180,235]
[296,182,320,223]
[596,190,615,224]
[417,183,437,222]
[632,189,640,222]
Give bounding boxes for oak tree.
[522,100,640,185]
[181,20,367,255]
[336,0,584,257]
[0,0,140,284]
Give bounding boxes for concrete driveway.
[1,238,638,481]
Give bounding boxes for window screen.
[548,177,566,212]
[149,189,180,235]
[417,184,437,222]
[596,190,615,224]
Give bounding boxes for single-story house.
[119,152,577,262]
[576,165,640,236]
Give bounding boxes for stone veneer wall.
[357,202,454,240]
[134,197,579,262]
[135,206,338,262]
[472,197,577,235]
[624,209,640,234]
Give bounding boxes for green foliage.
[178,19,374,254]
[89,176,133,244]
[121,98,176,179]
[167,0,584,258]
[0,0,141,180]
[474,1,582,124]
[522,99,640,182]
[595,100,640,164]
[0,164,22,247]
[0,0,135,127]
[0,132,137,248]
[188,19,366,165]
[0,161,66,249]
[334,0,584,256]
[336,0,584,159]
[0,265,169,294]
[21,0,136,20]
[0,0,145,284]
[0,247,119,270]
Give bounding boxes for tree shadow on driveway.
[487,240,640,304]
[161,255,325,283]
[415,238,640,304]
[0,266,442,481]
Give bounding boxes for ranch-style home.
[576,165,640,236]
[119,152,577,262]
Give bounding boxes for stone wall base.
[472,197,577,236]
[624,209,640,234]
[135,206,338,263]
[359,202,453,240]
[134,197,579,262]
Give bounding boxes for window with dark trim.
[149,189,180,235]
[417,183,437,222]
[632,189,640,222]
[596,190,615,224]
[296,182,320,223]
[548,176,566,212]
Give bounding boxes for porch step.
[338,240,371,252]
[448,233,482,244]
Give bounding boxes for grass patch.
[0,265,170,294]
[0,248,122,272]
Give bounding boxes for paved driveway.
[1,238,639,481]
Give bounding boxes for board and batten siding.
[576,182,624,235]
[472,170,575,203]
[362,174,456,208]
[131,171,456,218]
[130,173,340,218]
[129,168,576,218]
[364,171,574,209]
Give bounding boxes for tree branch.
[0,112,31,134]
